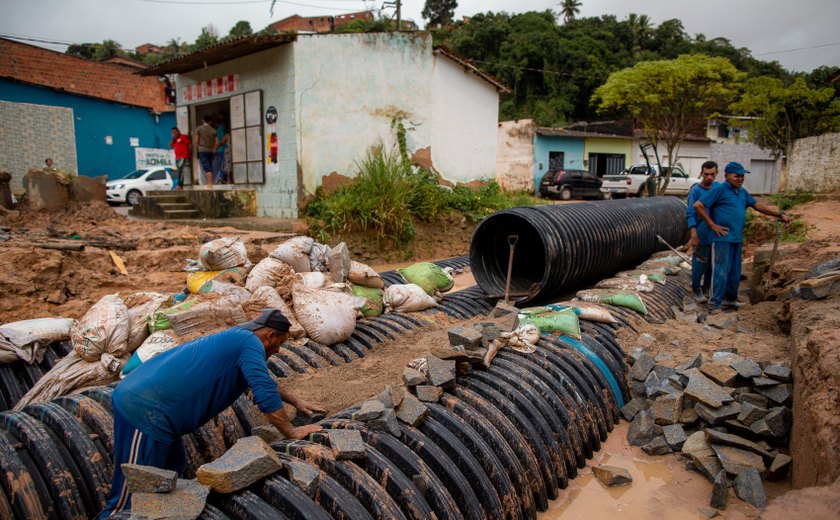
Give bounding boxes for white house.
[141,33,508,217]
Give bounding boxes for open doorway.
[191,100,231,185]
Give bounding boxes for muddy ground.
[1,196,839,517]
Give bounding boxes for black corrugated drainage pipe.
[469,197,688,304]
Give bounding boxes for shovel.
[655,235,691,263]
[763,220,783,292]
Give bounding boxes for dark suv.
[539,169,603,200]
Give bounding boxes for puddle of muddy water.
[539,453,699,519]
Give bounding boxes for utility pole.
[383,0,401,30]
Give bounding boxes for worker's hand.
[689,233,699,249]
[290,424,323,439]
[296,399,326,416]
[710,223,729,237]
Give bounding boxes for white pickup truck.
[601,163,699,198]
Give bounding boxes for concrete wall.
[785,132,840,193]
[431,53,500,183]
[0,99,76,195]
[496,120,535,192]
[294,33,433,195]
[534,135,585,194]
[1,79,173,181]
[710,142,781,194]
[177,45,298,217]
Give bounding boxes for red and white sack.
[245,257,295,293]
[199,237,249,270]
[348,260,384,289]
[292,284,365,345]
[383,284,438,313]
[0,317,76,364]
[243,287,306,339]
[269,236,314,273]
[123,292,170,353]
[72,294,130,362]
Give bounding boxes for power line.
[754,40,840,56]
[0,33,74,47]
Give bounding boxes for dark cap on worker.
[724,162,750,175]
[239,309,291,332]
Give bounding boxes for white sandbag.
[348,260,384,289]
[199,280,252,302]
[506,324,540,353]
[293,272,329,289]
[322,283,353,295]
[309,242,331,273]
[269,236,314,273]
[383,284,439,313]
[292,284,365,345]
[200,236,249,270]
[0,317,75,364]
[245,257,294,293]
[123,292,170,353]
[121,330,181,378]
[72,294,130,362]
[596,277,655,293]
[14,351,127,410]
[243,287,306,339]
[167,297,247,337]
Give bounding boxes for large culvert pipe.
[469,197,688,303]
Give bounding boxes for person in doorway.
[693,161,791,314]
[97,310,325,518]
[685,161,719,302]
[194,114,216,187]
[212,114,229,184]
[169,127,191,190]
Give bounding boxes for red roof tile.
[0,38,171,112]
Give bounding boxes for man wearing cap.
[693,161,791,314]
[685,161,720,302]
[99,310,325,518]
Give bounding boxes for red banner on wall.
[182,74,240,102]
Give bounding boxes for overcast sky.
[1,0,838,73]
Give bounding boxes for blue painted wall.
[0,78,175,179]
[533,135,585,193]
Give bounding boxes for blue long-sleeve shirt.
[113,327,282,443]
[697,181,757,244]
[686,182,718,246]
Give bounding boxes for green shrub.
[769,192,814,211]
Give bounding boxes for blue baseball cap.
[724,162,750,175]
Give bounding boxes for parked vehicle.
[539,169,604,200]
[106,167,174,206]
[600,163,699,198]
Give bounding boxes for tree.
[422,0,458,27]
[593,54,741,193]
[94,39,122,61]
[194,24,219,50]
[730,76,840,158]
[66,43,97,59]
[228,20,254,38]
[558,0,581,23]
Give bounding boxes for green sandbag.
[519,307,581,339]
[605,292,647,314]
[147,298,197,333]
[621,269,667,285]
[352,285,384,318]
[397,262,453,295]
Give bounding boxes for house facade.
[0,38,174,192]
[271,11,374,33]
[144,33,507,217]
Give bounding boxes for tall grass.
[305,149,544,247]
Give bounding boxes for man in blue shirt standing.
[99,310,325,518]
[693,162,791,314]
[686,161,720,302]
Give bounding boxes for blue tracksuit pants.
[98,406,186,518]
[709,241,742,308]
[691,244,712,294]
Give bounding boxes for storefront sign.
[182,74,240,101]
[135,147,175,169]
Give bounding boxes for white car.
[106,167,174,205]
[601,163,699,197]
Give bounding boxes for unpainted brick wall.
[0,100,77,194]
[786,132,840,193]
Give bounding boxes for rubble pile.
[623,307,794,510]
